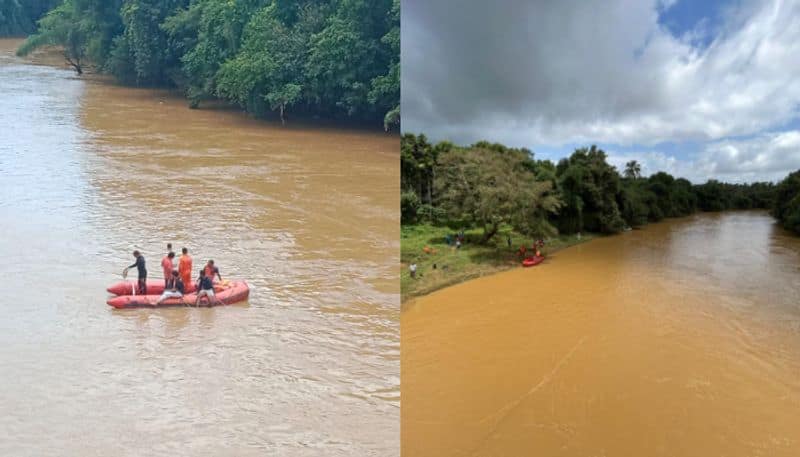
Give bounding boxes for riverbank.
[400,224,597,303]
[1,38,397,132]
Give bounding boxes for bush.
[417,204,447,224]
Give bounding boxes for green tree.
[215,2,319,118]
[107,0,188,85]
[0,0,58,36]
[401,190,421,224]
[401,134,445,206]
[17,0,88,74]
[21,0,398,125]
[555,146,625,234]
[624,160,641,179]
[436,146,561,243]
[265,83,302,124]
[773,170,800,234]
[368,0,399,130]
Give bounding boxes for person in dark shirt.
[195,268,220,306]
[157,270,185,305]
[124,250,147,294]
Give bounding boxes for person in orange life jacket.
[204,259,222,282]
[178,247,192,290]
[195,268,220,306]
[158,270,185,305]
[161,251,175,287]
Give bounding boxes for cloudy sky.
[402,0,800,183]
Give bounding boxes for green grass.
[401,224,597,303]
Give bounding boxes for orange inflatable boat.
[106,280,249,308]
[107,279,196,296]
[522,256,545,267]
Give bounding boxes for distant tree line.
[0,0,58,36]
[13,0,399,128]
[402,133,800,239]
[773,170,800,234]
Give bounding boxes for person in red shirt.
[161,251,175,287]
[203,259,222,282]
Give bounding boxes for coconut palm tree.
[624,160,642,179]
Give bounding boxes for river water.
[403,211,800,456]
[0,39,399,456]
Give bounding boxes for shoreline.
[400,209,781,306]
[400,225,598,305]
[0,38,397,135]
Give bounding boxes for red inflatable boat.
[106,280,249,308]
[522,256,545,267]
[107,279,197,296]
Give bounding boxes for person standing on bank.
[124,250,147,294]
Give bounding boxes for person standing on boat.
[124,250,147,294]
[178,247,192,292]
[161,251,175,287]
[195,269,220,306]
[204,259,222,282]
[157,270,184,305]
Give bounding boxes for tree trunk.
[427,169,433,205]
[280,103,285,125]
[65,54,82,75]
[481,224,498,244]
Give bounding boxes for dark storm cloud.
[401,0,800,181]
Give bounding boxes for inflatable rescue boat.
[106,280,249,308]
[522,256,545,267]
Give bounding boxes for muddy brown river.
[0,39,398,456]
[403,211,800,456]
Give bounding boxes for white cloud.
[607,130,800,183]
[403,0,800,157]
[697,130,800,182]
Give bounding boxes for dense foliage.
[16,0,399,127]
[772,170,800,234]
[435,145,561,242]
[402,133,790,241]
[0,0,58,36]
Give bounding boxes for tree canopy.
[0,0,58,36]
[435,146,560,242]
[402,134,792,240]
[16,0,399,127]
[773,170,800,234]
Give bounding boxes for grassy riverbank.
[401,224,596,302]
